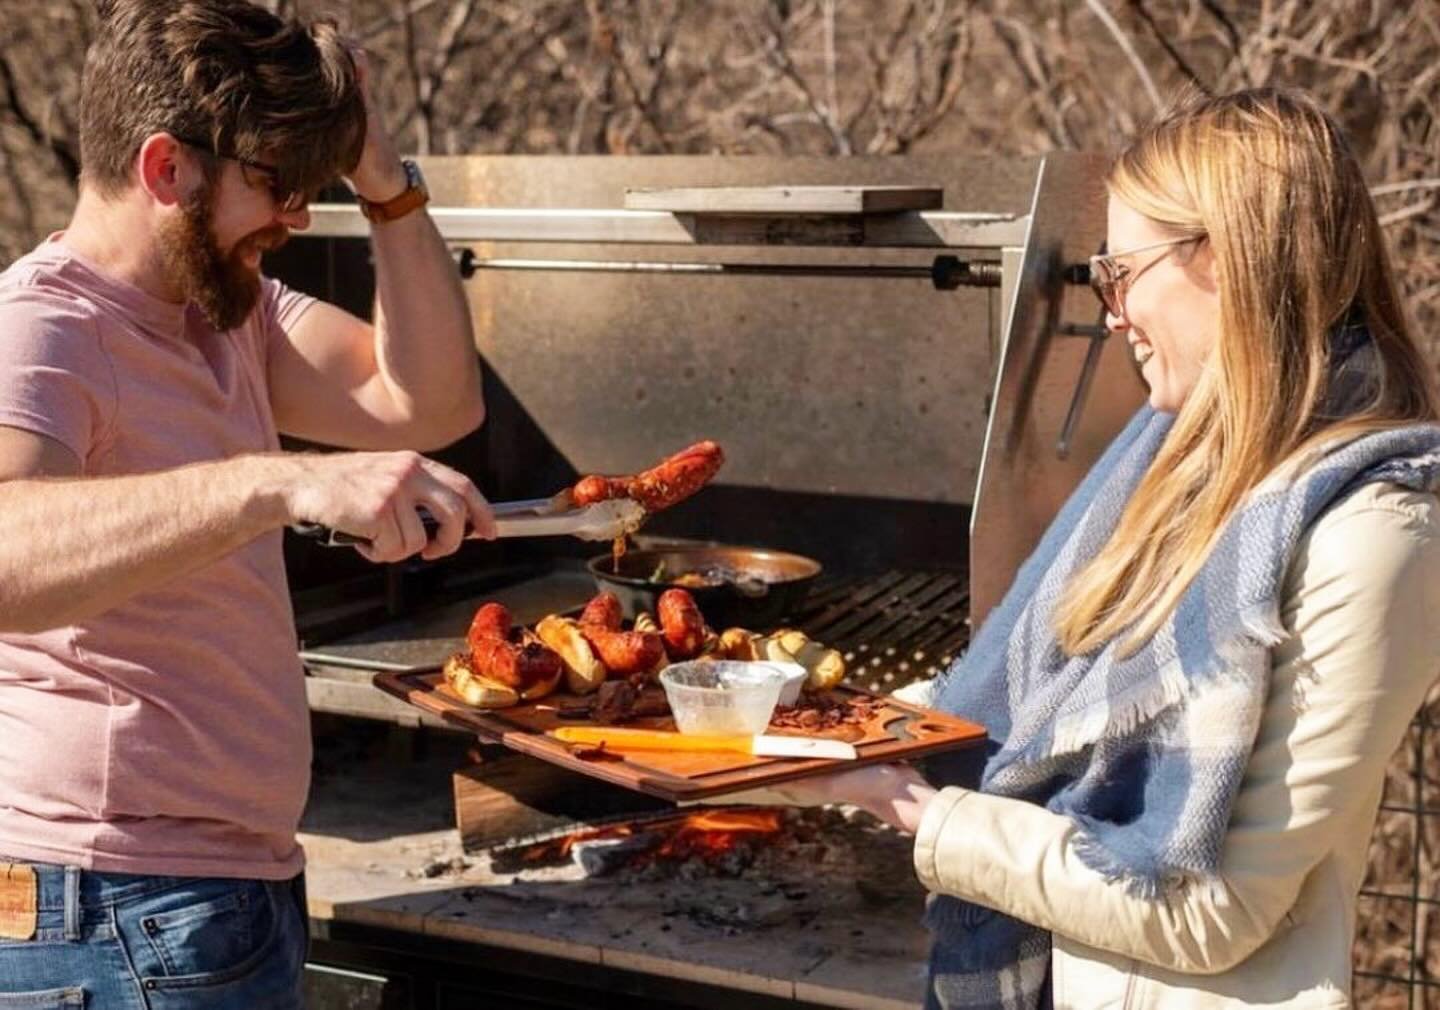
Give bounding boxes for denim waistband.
[1,858,300,915]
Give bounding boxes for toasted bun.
[536,615,607,694]
[443,651,519,708]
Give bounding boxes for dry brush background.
[0,0,1436,1002]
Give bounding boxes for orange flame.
[655,809,782,861]
[513,808,783,868]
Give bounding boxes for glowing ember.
[504,808,784,874]
[655,809,782,861]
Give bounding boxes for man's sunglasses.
[171,134,307,213]
[1088,235,1205,318]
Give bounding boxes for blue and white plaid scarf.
[926,374,1440,1009]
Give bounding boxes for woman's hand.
[772,763,938,835]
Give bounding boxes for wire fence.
[1354,683,1439,1008]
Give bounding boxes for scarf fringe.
[1038,601,1286,762]
[1070,829,1233,901]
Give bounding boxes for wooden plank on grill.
[623,185,943,215]
[374,670,985,803]
[453,750,666,851]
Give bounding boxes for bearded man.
[0,2,492,1005]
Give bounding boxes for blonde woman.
[781,89,1440,1009]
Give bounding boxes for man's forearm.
[0,455,287,633]
[369,208,484,444]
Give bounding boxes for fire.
[509,807,783,871]
[655,809,782,861]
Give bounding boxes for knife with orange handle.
[552,726,857,760]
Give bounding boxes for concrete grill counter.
[299,724,931,1009]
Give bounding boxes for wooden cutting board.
[373,670,986,802]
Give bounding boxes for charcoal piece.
[573,832,662,876]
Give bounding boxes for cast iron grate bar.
[817,572,953,644]
[789,570,971,694]
[792,571,913,634]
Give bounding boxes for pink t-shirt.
[0,237,316,880]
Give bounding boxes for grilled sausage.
[629,440,725,512]
[579,592,624,631]
[657,587,706,660]
[467,602,513,652]
[443,651,518,708]
[464,601,563,700]
[577,624,665,677]
[570,441,725,513]
[469,635,563,697]
[571,475,629,507]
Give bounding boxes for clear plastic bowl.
[759,661,808,706]
[659,660,787,736]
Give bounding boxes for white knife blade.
[750,735,858,760]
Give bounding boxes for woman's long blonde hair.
[1055,88,1437,657]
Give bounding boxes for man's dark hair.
[81,0,366,199]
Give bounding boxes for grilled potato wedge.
[760,628,846,692]
[719,627,762,661]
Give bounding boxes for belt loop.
[63,866,80,941]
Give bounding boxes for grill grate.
[786,570,971,694]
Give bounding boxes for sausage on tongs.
[570,440,725,514]
[571,441,726,571]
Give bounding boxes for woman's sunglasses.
[1089,235,1205,318]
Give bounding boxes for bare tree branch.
[745,3,852,154]
[1083,0,1163,114]
[358,0,445,44]
[0,52,79,183]
[1128,0,1209,94]
[1378,196,1435,227]
[1371,177,1440,197]
[584,0,674,153]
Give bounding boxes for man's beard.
[159,185,288,331]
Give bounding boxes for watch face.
[404,159,427,196]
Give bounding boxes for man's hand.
[771,763,938,835]
[343,49,407,204]
[278,450,496,563]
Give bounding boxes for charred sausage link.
[657,587,706,660]
[469,635,524,688]
[628,440,725,512]
[579,592,624,631]
[466,602,564,691]
[575,591,662,675]
[571,475,630,508]
[569,441,725,513]
[467,602,512,651]
[577,624,665,676]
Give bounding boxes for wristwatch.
[356,159,429,223]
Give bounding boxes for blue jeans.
[0,863,307,1009]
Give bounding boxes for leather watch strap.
[357,159,429,223]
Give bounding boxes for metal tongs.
[292,495,646,548]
